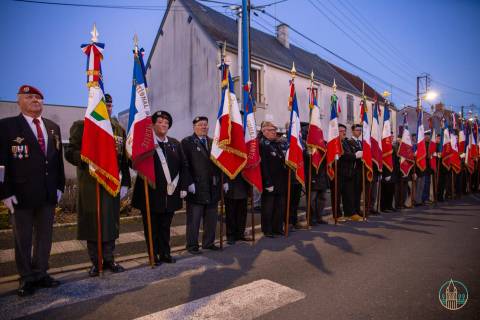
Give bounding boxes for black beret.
[104,93,113,103]
[193,116,208,124]
[152,110,173,128]
[338,123,347,129]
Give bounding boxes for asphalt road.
[1,195,479,320]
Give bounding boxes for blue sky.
[1,0,479,116]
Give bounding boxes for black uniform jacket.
[181,134,221,205]
[338,138,356,180]
[0,114,65,209]
[259,136,288,194]
[132,137,188,213]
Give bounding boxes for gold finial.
[310,70,314,82]
[222,41,227,59]
[382,90,391,98]
[332,78,337,94]
[362,82,365,98]
[133,33,139,53]
[291,62,296,79]
[90,23,99,42]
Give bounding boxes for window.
[347,94,354,122]
[250,67,263,104]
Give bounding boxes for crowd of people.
[1,85,478,297]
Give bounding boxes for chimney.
[276,23,289,49]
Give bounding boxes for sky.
[1,0,479,116]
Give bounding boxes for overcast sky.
[1,0,479,116]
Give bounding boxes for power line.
[432,79,480,97]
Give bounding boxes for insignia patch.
[13,137,24,144]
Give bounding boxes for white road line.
[134,279,305,320]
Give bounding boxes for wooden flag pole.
[250,187,255,242]
[376,175,381,214]
[362,163,367,221]
[285,169,292,237]
[96,182,103,274]
[411,165,416,207]
[306,153,313,228]
[143,179,155,268]
[451,170,455,199]
[334,159,338,225]
[219,176,225,249]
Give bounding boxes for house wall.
[146,0,221,139]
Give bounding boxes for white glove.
[56,190,63,203]
[265,186,274,192]
[188,183,196,194]
[2,196,18,213]
[180,190,187,199]
[120,186,128,199]
[460,153,466,159]
[433,152,437,157]
[412,173,417,180]
[385,176,391,182]
[355,151,363,159]
[223,183,229,193]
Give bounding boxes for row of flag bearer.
[1,27,479,297]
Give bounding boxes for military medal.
[167,183,175,195]
[13,137,24,144]
[17,146,24,159]
[24,145,29,158]
[12,146,17,158]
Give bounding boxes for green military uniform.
[64,118,131,242]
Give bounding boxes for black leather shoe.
[188,247,202,254]
[17,280,35,297]
[203,244,220,251]
[153,255,162,266]
[103,261,125,273]
[88,265,99,277]
[160,255,176,263]
[35,275,60,288]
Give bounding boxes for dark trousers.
[87,240,115,266]
[340,178,355,216]
[395,179,409,208]
[422,174,431,202]
[186,202,217,250]
[141,210,174,258]
[308,190,326,223]
[288,184,302,225]
[261,192,285,235]
[12,205,55,281]
[381,182,395,210]
[353,169,363,214]
[437,166,451,200]
[225,198,247,240]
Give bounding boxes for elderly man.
[259,118,288,237]
[181,116,221,254]
[65,93,131,277]
[132,111,188,264]
[0,85,65,296]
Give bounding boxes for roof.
[148,0,361,95]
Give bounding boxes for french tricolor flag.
[210,61,247,178]
[398,113,414,176]
[306,89,326,172]
[361,99,373,181]
[415,109,427,172]
[371,101,383,172]
[382,104,393,172]
[326,93,342,180]
[285,80,305,186]
[441,117,452,170]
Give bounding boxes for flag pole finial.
[332,78,337,94]
[222,41,227,60]
[133,33,139,54]
[362,82,365,98]
[310,70,314,82]
[291,62,296,79]
[90,23,99,43]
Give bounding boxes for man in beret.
[181,116,221,254]
[0,85,65,296]
[259,119,288,237]
[131,111,188,264]
[65,93,131,276]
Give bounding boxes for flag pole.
[306,153,312,228]
[143,179,155,267]
[250,187,255,242]
[96,182,103,275]
[362,163,367,221]
[285,169,292,236]
[334,159,338,224]
[376,175,381,213]
[451,170,455,199]
[220,175,225,249]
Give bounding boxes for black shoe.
[203,244,220,251]
[188,247,202,254]
[318,219,328,224]
[264,233,275,238]
[88,265,99,277]
[35,275,60,288]
[160,255,176,263]
[153,255,162,266]
[236,236,251,242]
[309,221,318,226]
[274,231,285,236]
[103,261,125,273]
[227,238,236,245]
[17,280,35,297]
[369,210,380,215]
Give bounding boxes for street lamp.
[424,91,438,102]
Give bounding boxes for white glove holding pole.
[265,186,274,192]
[223,183,229,193]
[460,153,466,159]
[180,190,187,199]
[188,183,196,194]
[120,186,128,199]
[2,196,18,213]
[56,190,63,203]
[385,176,391,182]
[355,151,363,159]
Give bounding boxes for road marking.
[134,279,305,320]
[0,256,219,320]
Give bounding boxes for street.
[0,195,479,319]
